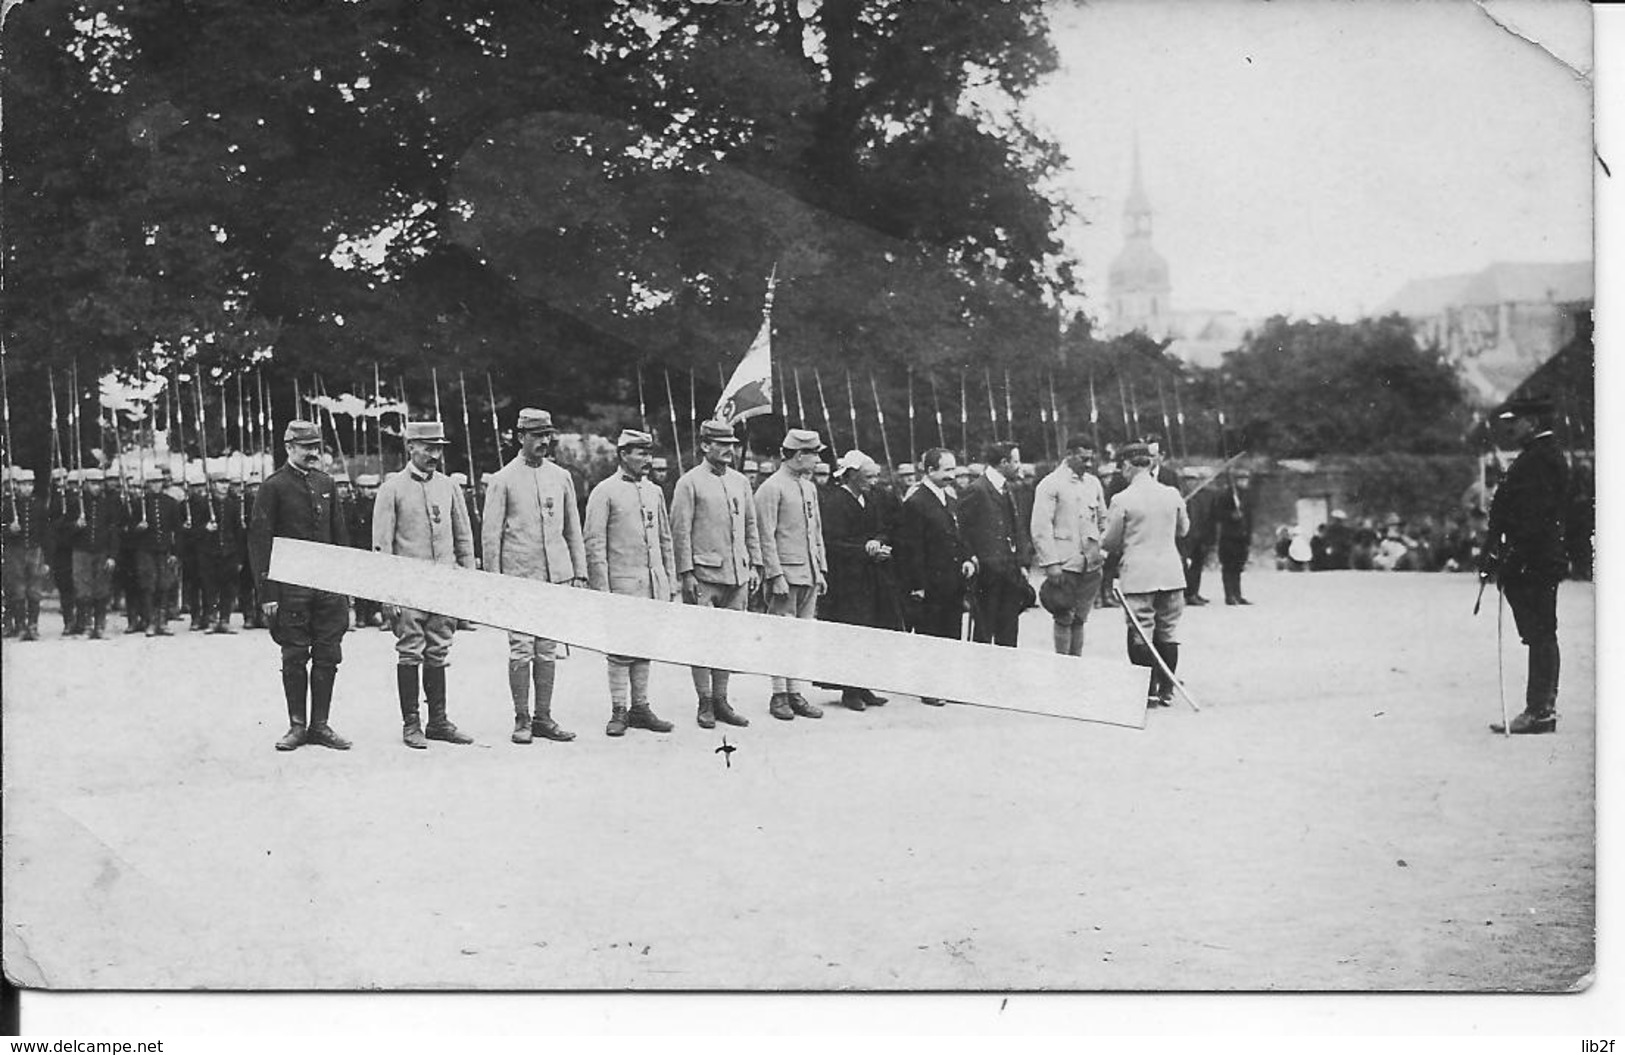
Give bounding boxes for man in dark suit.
[1483,396,1570,735]
[898,447,977,706]
[957,440,1034,647]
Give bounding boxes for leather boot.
[530,661,574,741]
[23,600,41,640]
[697,694,717,729]
[399,664,428,749]
[89,602,107,639]
[276,659,309,751]
[769,692,795,721]
[1527,639,1560,718]
[841,688,866,712]
[63,599,80,636]
[1154,642,1180,707]
[509,663,534,744]
[859,688,888,707]
[423,664,473,744]
[625,702,674,733]
[606,705,628,737]
[1490,710,1557,735]
[788,693,823,719]
[305,664,350,750]
[713,696,750,727]
[131,594,149,634]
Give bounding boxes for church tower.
[1107,137,1172,338]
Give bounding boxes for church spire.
[1124,133,1152,237]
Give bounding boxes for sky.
[1024,0,1595,322]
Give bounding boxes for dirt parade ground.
[1,567,1599,993]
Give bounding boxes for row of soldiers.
[250,408,1240,752]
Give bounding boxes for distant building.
[1103,140,1256,367]
[1380,261,1592,406]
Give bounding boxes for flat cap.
[404,420,450,444]
[1039,575,1072,617]
[699,419,739,443]
[1118,442,1153,464]
[355,473,380,487]
[615,429,654,449]
[781,428,825,452]
[284,420,323,445]
[516,408,556,433]
[895,463,919,477]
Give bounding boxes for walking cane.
[1113,583,1201,712]
[1495,582,1509,738]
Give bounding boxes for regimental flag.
[715,269,777,425]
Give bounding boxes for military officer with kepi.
[2,467,51,640]
[482,408,588,744]
[754,428,829,720]
[374,420,478,748]
[670,418,762,728]
[584,429,678,737]
[1482,395,1570,734]
[248,421,352,751]
[1103,442,1190,709]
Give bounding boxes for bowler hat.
[404,420,450,445]
[615,429,654,450]
[699,419,739,443]
[284,420,323,446]
[516,408,556,433]
[780,428,825,452]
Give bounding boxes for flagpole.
[906,366,917,465]
[636,365,648,432]
[1173,374,1190,461]
[663,368,684,469]
[813,366,836,450]
[959,368,968,459]
[459,372,476,482]
[1156,375,1173,450]
[930,372,945,449]
[869,372,894,470]
[984,365,997,443]
[486,371,503,468]
[1088,368,1101,455]
[1115,371,1131,444]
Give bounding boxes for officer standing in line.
[584,429,677,737]
[248,421,352,751]
[373,420,478,749]
[195,469,245,633]
[1030,435,1108,656]
[1483,396,1570,735]
[753,428,829,721]
[69,467,123,640]
[130,465,182,636]
[481,408,588,745]
[2,467,51,640]
[669,418,761,729]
